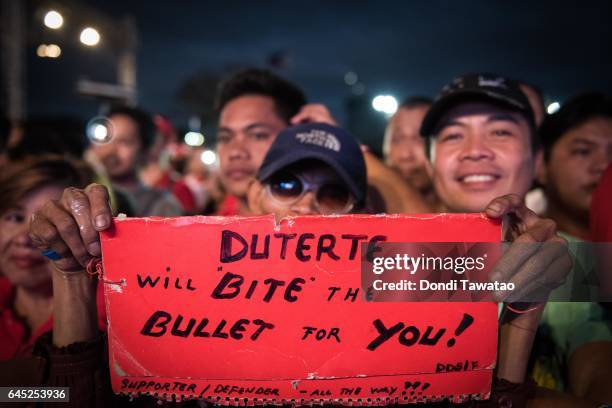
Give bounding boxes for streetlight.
[86,117,113,144]
[80,27,101,46]
[43,10,63,29]
[36,45,47,58]
[184,131,205,147]
[36,44,62,58]
[546,102,561,114]
[201,150,217,166]
[372,95,398,115]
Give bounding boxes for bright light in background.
[201,150,217,166]
[547,101,561,114]
[86,117,113,144]
[36,45,46,58]
[45,44,61,58]
[92,124,108,141]
[372,95,398,115]
[43,10,63,29]
[184,131,204,147]
[80,27,100,46]
[344,71,358,86]
[36,44,62,58]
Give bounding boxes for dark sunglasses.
[265,172,355,214]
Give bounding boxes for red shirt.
[216,195,241,216]
[0,277,107,360]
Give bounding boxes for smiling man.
[420,74,541,213]
[419,74,611,405]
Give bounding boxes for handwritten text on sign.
[100,214,501,405]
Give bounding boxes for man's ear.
[425,145,436,180]
[534,148,547,185]
[424,138,435,180]
[247,179,264,215]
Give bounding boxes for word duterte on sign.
[100,214,502,405]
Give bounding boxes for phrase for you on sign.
[101,214,501,405]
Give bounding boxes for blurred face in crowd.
[217,95,287,199]
[248,161,355,221]
[539,116,612,220]
[91,114,142,180]
[429,102,538,212]
[384,105,432,191]
[0,185,64,290]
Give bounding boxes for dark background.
[8,0,612,150]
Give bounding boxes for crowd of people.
[0,68,611,407]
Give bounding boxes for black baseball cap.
[420,73,535,137]
[257,123,367,205]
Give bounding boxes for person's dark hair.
[0,155,94,215]
[540,92,612,161]
[400,96,433,110]
[8,117,86,160]
[107,105,156,152]
[214,68,307,123]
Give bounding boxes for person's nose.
[398,146,416,162]
[290,190,319,215]
[13,221,33,247]
[227,134,250,161]
[458,133,494,161]
[591,148,612,178]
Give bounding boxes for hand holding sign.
[29,183,113,273]
[484,194,572,303]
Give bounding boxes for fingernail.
[488,203,502,214]
[95,215,109,229]
[88,242,101,256]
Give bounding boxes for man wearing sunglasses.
[246,122,366,220]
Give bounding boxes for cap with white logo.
[257,122,366,205]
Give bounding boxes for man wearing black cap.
[420,74,583,405]
[420,73,541,213]
[247,122,366,220]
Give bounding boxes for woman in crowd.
[0,156,102,363]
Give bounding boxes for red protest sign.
[100,214,501,405]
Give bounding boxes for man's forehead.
[395,106,428,122]
[219,95,285,129]
[436,102,526,127]
[389,107,426,132]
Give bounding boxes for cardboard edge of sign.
[111,370,494,405]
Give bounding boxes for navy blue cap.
[257,123,367,205]
[420,73,535,137]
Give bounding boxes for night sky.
[23,0,612,146]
